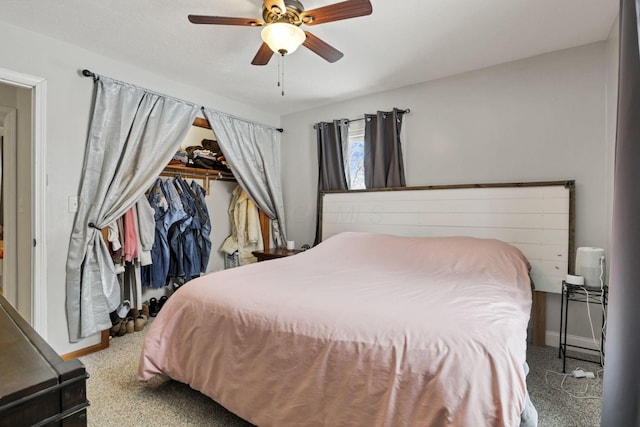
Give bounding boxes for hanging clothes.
[190,180,212,273]
[141,176,212,288]
[173,176,201,281]
[122,198,156,310]
[123,208,139,263]
[166,178,191,280]
[101,195,156,310]
[136,196,156,267]
[107,218,125,274]
[220,185,263,265]
[142,178,182,288]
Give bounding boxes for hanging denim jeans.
[143,178,188,288]
[175,177,201,281]
[182,178,209,275]
[141,179,168,288]
[190,180,212,272]
[165,178,191,280]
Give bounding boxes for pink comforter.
[139,232,533,427]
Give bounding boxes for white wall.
[281,42,611,343]
[0,20,279,355]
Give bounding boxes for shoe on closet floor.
[141,303,150,318]
[134,315,147,331]
[158,296,168,312]
[149,298,159,317]
[109,319,123,337]
[125,317,135,334]
[109,310,120,326]
[117,320,127,337]
[116,300,131,319]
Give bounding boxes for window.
[346,120,365,190]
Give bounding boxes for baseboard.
[545,331,602,356]
[61,329,110,361]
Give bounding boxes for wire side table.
[558,281,608,373]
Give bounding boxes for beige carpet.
[80,321,253,427]
[80,322,603,426]
[526,345,603,426]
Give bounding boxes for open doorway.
[0,83,32,323]
[0,68,47,338]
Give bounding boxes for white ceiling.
[0,0,618,116]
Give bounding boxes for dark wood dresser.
[0,293,89,426]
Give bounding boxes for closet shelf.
[160,164,235,195]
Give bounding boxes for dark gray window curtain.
[314,119,349,244]
[364,108,406,189]
[203,109,287,247]
[66,77,199,341]
[601,1,638,425]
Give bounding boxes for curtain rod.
[347,108,411,124]
[81,69,284,133]
[313,108,411,129]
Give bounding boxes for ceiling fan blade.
[300,0,372,26]
[188,15,264,26]
[303,31,344,63]
[251,42,275,66]
[263,0,287,16]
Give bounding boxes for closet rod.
[80,68,284,133]
[159,170,235,182]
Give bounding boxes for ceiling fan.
[188,0,373,65]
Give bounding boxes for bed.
[139,231,538,426]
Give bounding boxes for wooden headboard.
[319,181,575,294]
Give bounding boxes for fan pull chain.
[277,54,281,89]
[281,54,285,96]
[275,54,286,96]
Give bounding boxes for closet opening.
[65,116,270,358]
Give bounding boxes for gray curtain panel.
[601,1,639,425]
[66,77,199,341]
[314,119,349,244]
[203,109,287,247]
[364,108,406,189]
[316,119,349,191]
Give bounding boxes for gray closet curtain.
[203,109,287,247]
[66,77,199,341]
[601,1,639,425]
[364,108,406,189]
[314,119,349,244]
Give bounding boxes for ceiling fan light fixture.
[261,22,306,55]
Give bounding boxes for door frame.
[0,67,47,338]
